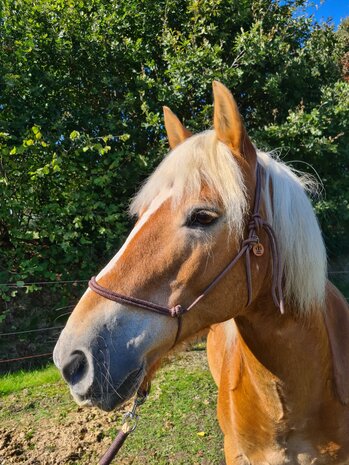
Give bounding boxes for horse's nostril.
[62,350,88,386]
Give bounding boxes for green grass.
[117,360,223,464]
[0,364,61,395]
[0,351,224,464]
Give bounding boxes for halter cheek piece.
[89,163,284,345]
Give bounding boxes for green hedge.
[0,0,348,300]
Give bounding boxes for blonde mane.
[131,131,248,236]
[130,130,327,313]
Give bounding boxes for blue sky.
[306,0,349,28]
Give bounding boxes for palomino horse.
[54,81,349,464]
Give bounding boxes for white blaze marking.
[95,190,172,281]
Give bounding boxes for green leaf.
[70,130,80,140]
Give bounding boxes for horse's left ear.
[212,81,256,169]
[163,106,192,150]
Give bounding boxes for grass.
[0,350,224,464]
[118,358,223,465]
[0,364,61,395]
[2,277,347,464]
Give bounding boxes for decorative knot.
[248,213,263,232]
[241,235,259,249]
[170,305,184,317]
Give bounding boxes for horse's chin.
[71,364,146,412]
[94,394,131,412]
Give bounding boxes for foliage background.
[0,0,348,366]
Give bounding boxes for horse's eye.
[186,210,219,228]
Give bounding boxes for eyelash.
[186,210,219,228]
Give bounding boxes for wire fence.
[0,353,53,364]
[0,270,347,288]
[0,270,348,366]
[0,326,62,365]
[0,280,84,366]
[0,279,88,287]
[0,325,64,337]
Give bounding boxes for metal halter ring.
[121,387,149,434]
[122,411,139,434]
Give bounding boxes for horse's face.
[53,82,259,411]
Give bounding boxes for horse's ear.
[212,81,256,168]
[163,106,192,150]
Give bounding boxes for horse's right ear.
[212,81,256,169]
[163,106,192,150]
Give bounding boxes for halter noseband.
[88,163,284,345]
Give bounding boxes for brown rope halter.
[89,163,285,345]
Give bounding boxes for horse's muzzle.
[53,328,145,411]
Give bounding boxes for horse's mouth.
[74,364,146,412]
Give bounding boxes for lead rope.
[99,385,150,465]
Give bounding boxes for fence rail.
[0,325,64,337]
[0,353,52,364]
[1,270,348,366]
[0,270,348,288]
[0,279,88,287]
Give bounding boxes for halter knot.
[170,305,184,317]
[249,213,263,232]
[241,236,259,249]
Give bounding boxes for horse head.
[53,82,274,411]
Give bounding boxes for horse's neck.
[213,290,349,463]
[234,301,331,416]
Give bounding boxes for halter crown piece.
[89,163,285,345]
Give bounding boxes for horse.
[53,81,349,465]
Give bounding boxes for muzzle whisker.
[95,348,125,402]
